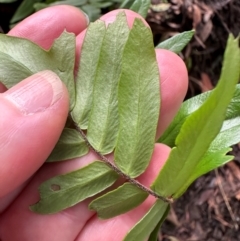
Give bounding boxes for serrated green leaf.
[72,20,106,129]
[176,116,240,197]
[159,91,211,147]
[0,31,76,109]
[196,149,232,176]
[114,18,160,178]
[124,200,169,241]
[162,93,240,197]
[10,0,42,24]
[148,205,170,241]
[151,35,240,198]
[89,183,148,219]
[159,84,240,147]
[30,161,119,214]
[156,30,195,53]
[86,12,130,154]
[130,0,150,18]
[46,128,89,162]
[210,117,240,151]
[175,148,232,197]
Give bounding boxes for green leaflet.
[51,0,87,7]
[196,150,232,175]
[81,4,101,22]
[175,116,240,196]
[159,91,211,147]
[72,20,106,129]
[89,183,148,219]
[30,161,119,214]
[114,18,160,178]
[0,52,33,88]
[0,0,17,3]
[33,3,49,11]
[176,148,232,197]
[159,84,240,147]
[225,85,240,119]
[120,0,137,8]
[148,205,170,241]
[89,0,113,8]
[151,35,240,198]
[86,12,130,154]
[0,31,76,109]
[124,200,169,241]
[130,0,151,18]
[46,128,89,162]
[10,0,42,24]
[156,30,195,53]
[210,117,240,151]
[120,0,150,18]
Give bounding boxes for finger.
[0,83,7,93]
[76,144,171,241]
[8,5,89,49]
[0,151,98,240]
[0,70,69,200]
[100,9,147,27]
[156,49,188,138]
[0,144,170,241]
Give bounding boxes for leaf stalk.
[74,122,173,204]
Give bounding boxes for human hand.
[0,5,188,241]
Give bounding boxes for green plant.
[0,11,239,241]
[155,30,195,54]
[2,0,150,28]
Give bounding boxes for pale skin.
[0,6,188,241]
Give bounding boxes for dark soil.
[147,1,240,240]
[160,159,240,241]
[147,0,240,98]
[1,1,240,240]
[157,148,240,240]
[0,0,22,33]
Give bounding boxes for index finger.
[8,5,89,49]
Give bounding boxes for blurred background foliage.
[11,0,122,26]
[0,0,151,30]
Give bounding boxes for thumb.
[0,70,69,198]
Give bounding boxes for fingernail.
[4,70,63,114]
